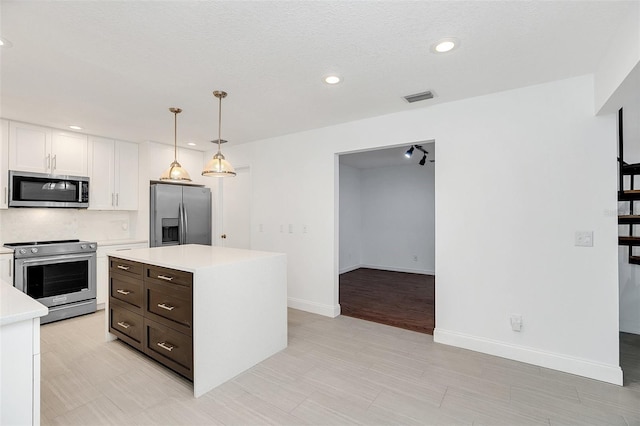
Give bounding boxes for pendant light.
[160,107,192,182]
[202,90,236,177]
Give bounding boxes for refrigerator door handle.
[178,203,184,245]
[183,203,189,244]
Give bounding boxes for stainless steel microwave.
[9,170,89,208]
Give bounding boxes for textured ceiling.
[0,1,636,151]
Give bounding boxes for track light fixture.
[404,146,415,158]
[404,144,432,166]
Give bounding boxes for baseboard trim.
[434,327,623,385]
[359,264,435,275]
[288,297,340,318]
[620,324,640,335]
[339,264,361,274]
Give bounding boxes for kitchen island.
[107,244,287,397]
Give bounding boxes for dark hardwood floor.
[339,268,435,334]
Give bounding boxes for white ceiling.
[0,1,636,151]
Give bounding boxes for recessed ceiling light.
[0,37,13,48]
[324,75,341,85]
[68,125,82,130]
[431,38,459,54]
[187,142,197,146]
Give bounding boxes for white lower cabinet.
[0,252,13,284]
[88,137,139,210]
[96,242,148,307]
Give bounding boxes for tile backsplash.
[0,209,131,243]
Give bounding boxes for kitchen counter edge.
[107,244,286,273]
[0,281,48,326]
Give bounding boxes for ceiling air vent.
[403,90,434,103]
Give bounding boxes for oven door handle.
[18,253,96,266]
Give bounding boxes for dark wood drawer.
[145,281,192,336]
[109,301,144,350]
[109,257,143,279]
[145,264,192,289]
[143,318,193,380]
[110,272,143,313]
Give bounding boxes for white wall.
[360,163,435,275]
[338,164,361,273]
[594,3,640,114]
[339,162,436,275]
[223,75,622,384]
[0,209,131,243]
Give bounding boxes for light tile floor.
[40,309,640,425]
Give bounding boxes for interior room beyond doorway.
[338,142,435,333]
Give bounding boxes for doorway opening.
[337,142,435,334]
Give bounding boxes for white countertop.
[0,247,14,255]
[97,239,148,247]
[108,244,285,273]
[0,282,48,326]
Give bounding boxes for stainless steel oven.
[5,240,97,324]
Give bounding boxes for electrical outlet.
[259,224,263,232]
[510,314,523,332]
[288,224,293,233]
[279,225,283,233]
[413,255,418,262]
[303,225,308,233]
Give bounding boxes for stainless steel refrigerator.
[150,183,212,247]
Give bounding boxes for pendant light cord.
[174,110,178,161]
[217,95,222,154]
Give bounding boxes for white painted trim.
[434,327,623,386]
[288,297,340,318]
[358,264,435,275]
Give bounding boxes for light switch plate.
[575,231,594,247]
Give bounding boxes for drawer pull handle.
[157,341,174,352]
[116,289,131,295]
[117,321,131,329]
[157,275,174,281]
[157,303,175,311]
[117,265,130,271]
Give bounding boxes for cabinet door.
[114,141,139,210]
[50,131,88,176]
[88,136,115,210]
[9,122,50,173]
[0,253,13,283]
[0,120,9,208]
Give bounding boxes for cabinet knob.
[221,234,227,239]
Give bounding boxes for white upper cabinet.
[0,120,9,209]
[50,130,88,176]
[88,136,115,210]
[114,140,139,210]
[88,136,138,210]
[8,122,87,176]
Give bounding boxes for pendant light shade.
[160,107,192,182]
[202,91,236,178]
